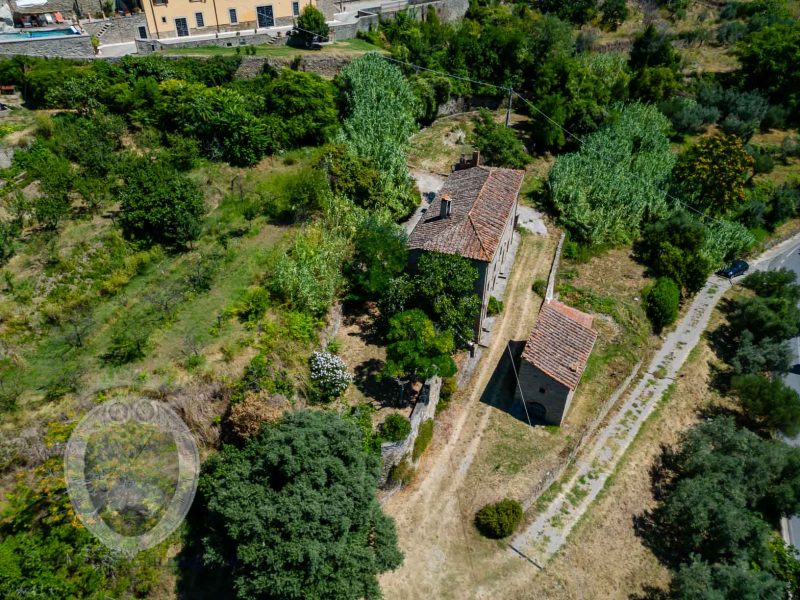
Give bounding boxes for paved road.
[510,233,800,567]
[767,240,800,554]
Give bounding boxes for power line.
[374,51,731,227]
[511,93,731,226]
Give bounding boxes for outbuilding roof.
[521,300,598,391]
[407,166,524,262]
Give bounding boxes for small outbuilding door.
[527,402,546,421]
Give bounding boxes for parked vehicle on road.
[720,259,749,278]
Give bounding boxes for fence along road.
[510,232,800,567]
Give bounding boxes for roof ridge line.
[466,213,490,261]
[465,167,494,255]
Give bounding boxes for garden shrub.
[474,498,523,539]
[643,277,680,332]
[412,419,434,461]
[308,351,352,402]
[380,413,411,442]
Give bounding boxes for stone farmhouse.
[407,156,524,342]
[516,300,597,425]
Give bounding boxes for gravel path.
[510,233,800,567]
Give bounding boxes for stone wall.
[82,14,146,44]
[379,376,441,486]
[136,29,284,53]
[0,34,94,58]
[235,52,354,77]
[515,362,571,425]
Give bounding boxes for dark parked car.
[720,259,749,279]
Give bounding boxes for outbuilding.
[515,300,597,425]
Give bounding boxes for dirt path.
[380,231,557,599]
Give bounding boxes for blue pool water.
[1,28,79,39]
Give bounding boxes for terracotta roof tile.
[521,300,598,390]
[407,166,524,262]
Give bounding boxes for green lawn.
[163,38,382,57]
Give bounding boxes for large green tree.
[731,373,800,436]
[384,309,456,380]
[414,251,481,345]
[635,211,714,295]
[117,158,205,247]
[188,410,403,600]
[470,109,529,168]
[737,22,800,113]
[673,135,754,215]
[346,215,408,300]
[264,69,338,147]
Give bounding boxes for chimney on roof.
[472,150,481,167]
[439,194,452,219]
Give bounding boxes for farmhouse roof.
[521,300,598,391]
[407,166,524,262]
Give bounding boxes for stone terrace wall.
[136,30,285,54]
[0,34,94,58]
[83,14,146,45]
[379,376,441,485]
[234,52,356,78]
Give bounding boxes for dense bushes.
[642,416,800,596]
[117,159,205,247]
[186,410,403,600]
[474,498,523,539]
[470,109,529,168]
[337,54,420,219]
[550,103,674,246]
[643,277,680,332]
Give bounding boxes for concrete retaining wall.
[379,376,441,486]
[0,34,94,58]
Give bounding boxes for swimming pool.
[0,27,80,39]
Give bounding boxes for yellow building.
[141,0,330,39]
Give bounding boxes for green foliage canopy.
[189,410,403,600]
[384,309,457,380]
[117,158,205,247]
[549,103,675,246]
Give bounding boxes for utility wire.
[374,51,731,227]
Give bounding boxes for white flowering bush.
[309,351,352,401]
